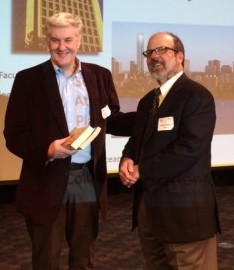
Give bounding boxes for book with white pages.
[62,126,101,150]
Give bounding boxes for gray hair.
[45,12,83,36]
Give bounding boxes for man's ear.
[177,51,184,65]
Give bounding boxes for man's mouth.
[56,51,69,57]
[152,62,163,69]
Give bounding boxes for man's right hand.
[119,158,139,188]
[47,137,77,160]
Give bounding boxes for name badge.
[158,116,174,131]
[101,105,111,119]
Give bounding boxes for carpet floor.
[1,179,234,270]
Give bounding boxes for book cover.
[62,126,101,150]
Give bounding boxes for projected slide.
[1,0,234,181]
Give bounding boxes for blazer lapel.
[141,74,188,147]
[42,61,69,135]
[159,73,188,111]
[140,90,157,150]
[81,63,101,127]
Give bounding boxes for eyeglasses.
[142,46,179,58]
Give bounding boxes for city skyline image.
[112,21,234,73]
[112,21,234,134]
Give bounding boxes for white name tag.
[158,116,174,131]
[101,105,111,119]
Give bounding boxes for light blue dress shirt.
[55,66,91,163]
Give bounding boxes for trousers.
[26,166,99,270]
[138,196,217,270]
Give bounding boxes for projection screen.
[1,0,234,181]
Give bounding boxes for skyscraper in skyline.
[136,32,144,73]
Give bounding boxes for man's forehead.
[148,33,174,47]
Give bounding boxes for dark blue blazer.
[122,73,220,242]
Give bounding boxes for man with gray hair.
[4,12,135,270]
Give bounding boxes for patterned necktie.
[151,87,161,114]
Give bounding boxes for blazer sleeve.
[102,67,136,137]
[107,111,136,137]
[4,69,53,173]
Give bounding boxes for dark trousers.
[26,166,99,270]
[138,197,217,270]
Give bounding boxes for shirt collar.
[51,58,81,75]
[160,71,183,97]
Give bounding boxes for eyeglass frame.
[142,46,180,58]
